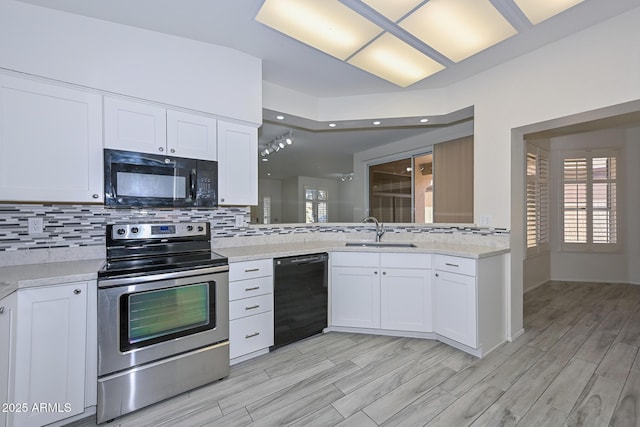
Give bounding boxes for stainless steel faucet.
[362,216,385,242]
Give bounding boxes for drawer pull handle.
[245,304,260,310]
[445,263,459,267]
[245,286,260,291]
[245,332,260,339]
[245,268,260,273]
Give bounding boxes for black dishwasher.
[273,253,328,349]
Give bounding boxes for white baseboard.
[508,328,525,342]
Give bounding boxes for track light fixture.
[260,131,294,156]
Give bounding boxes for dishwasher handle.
[275,253,328,266]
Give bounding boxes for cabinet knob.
[158,147,164,152]
[435,273,439,277]
[92,194,99,199]
[382,271,386,275]
[221,198,225,202]
[0,307,4,314]
[374,271,378,275]
[74,288,82,295]
[170,148,176,153]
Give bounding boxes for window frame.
[526,144,549,256]
[559,149,620,253]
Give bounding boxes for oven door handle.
[98,265,229,288]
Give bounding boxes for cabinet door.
[167,110,217,160]
[380,268,432,332]
[12,283,87,427]
[433,271,477,348]
[331,266,380,329]
[0,293,17,427]
[217,121,258,205]
[0,75,103,203]
[104,96,166,154]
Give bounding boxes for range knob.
[131,227,139,234]
[187,225,194,232]
[197,226,204,232]
[116,228,126,235]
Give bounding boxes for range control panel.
[109,222,209,240]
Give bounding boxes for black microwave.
[104,149,217,208]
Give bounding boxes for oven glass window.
[121,282,216,351]
[117,171,186,199]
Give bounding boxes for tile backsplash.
[0,203,509,266]
[0,204,250,252]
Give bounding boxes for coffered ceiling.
[15,0,640,97]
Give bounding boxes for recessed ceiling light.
[276,115,285,120]
[373,121,381,125]
[514,0,583,25]
[347,33,445,87]
[329,123,336,128]
[361,0,424,22]
[400,0,517,62]
[267,173,271,176]
[420,118,429,123]
[255,0,382,60]
[262,158,269,162]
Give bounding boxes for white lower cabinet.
[331,252,431,333]
[229,259,274,363]
[432,254,506,355]
[331,266,380,329]
[0,293,17,427]
[6,282,89,427]
[433,270,477,347]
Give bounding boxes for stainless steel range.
[96,222,229,423]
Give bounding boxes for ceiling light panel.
[360,0,425,22]
[514,0,584,25]
[348,33,445,87]
[400,0,517,63]
[255,0,382,60]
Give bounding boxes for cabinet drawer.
[434,255,476,276]
[380,252,431,269]
[229,312,274,359]
[332,252,379,267]
[229,276,273,301]
[229,294,273,320]
[229,258,273,281]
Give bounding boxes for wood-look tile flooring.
[69,281,640,426]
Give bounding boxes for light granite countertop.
[0,239,509,300]
[215,240,510,263]
[0,258,104,300]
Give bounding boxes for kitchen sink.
[345,242,417,248]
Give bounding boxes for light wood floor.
[69,281,640,426]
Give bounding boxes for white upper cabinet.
[217,121,258,206]
[104,97,218,161]
[104,97,166,154]
[0,74,103,203]
[167,110,217,160]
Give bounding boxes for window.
[305,186,328,223]
[561,150,619,252]
[262,196,271,224]
[368,136,473,224]
[526,144,549,255]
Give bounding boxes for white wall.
[0,0,262,125]
[627,127,640,285]
[279,176,339,223]
[549,128,636,283]
[336,179,357,223]
[264,6,640,336]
